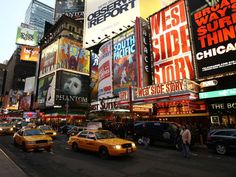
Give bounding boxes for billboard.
[20,46,39,62]
[54,0,84,21]
[83,0,139,48]
[55,71,90,108]
[57,37,90,74]
[135,17,152,87]
[16,26,38,46]
[90,52,99,102]
[37,74,56,108]
[24,76,35,93]
[19,95,31,111]
[113,28,137,95]
[187,0,236,79]
[150,0,194,84]
[40,40,58,77]
[98,40,113,99]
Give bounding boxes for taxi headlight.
[0,128,2,131]
[53,132,57,135]
[132,143,136,148]
[25,141,36,145]
[114,145,121,150]
[10,128,14,131]
[48,140,53,143]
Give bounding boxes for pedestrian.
[180,125,191,158]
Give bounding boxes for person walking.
[180,125,191,158]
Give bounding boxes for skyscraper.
[25,0,54,40]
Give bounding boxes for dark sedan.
[207,129,236,155]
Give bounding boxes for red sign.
[150,0,194,84]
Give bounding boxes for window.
[87,132,96,140]
[78,131,87,138]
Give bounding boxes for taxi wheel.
[72,142,79,152]
[99,147,109,159]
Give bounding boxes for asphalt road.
[0,134,236,177]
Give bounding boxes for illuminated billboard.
[98,40,113,99]
[150,0,194,84]
[24,76,35,93]
[20,95,31,111]
[113,28,137,95]
[187,0,236,79]
[83,0,139,48]
[20,46,39,62]
[57,37,90,75]
[54,0,84,21]
[40,40,58,77]
[55,71,90,108]
[16,26,38,46]
[90,52,99,102]
[37,74,56,108]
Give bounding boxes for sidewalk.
[0,148,28,177]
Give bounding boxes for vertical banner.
[135,17,152,87]
[90,52,99,102]
[40,40,58,77]
[150,0,194,84]
[98,40,113,99]
[57,37,90,74]
[113,28,137,96]
[37,74,56,108]
[187,0,236,79]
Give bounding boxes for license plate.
[127,148,132,153]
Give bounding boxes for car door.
[76,131,88,149]
[15,130,24,145]
[85,132,97,151]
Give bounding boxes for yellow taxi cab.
[0,123,15,135]
[37,125,57,139]
[13,128,53,151]
[67,129,137,159]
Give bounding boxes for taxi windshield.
[95,131,116,139]
[24,129,45,136]
[39,126,52,130]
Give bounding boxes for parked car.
[0,123,15,135]
[67,126,87,137]
[13,128,53,151]
[207,129,236,155]
[59,125,75,134]
[68,129,137,159]
[133,121,182,147]
[38,125,57,139]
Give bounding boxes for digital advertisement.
[90,52,99,102]
[16,26,38,46]
[20,46,39,62]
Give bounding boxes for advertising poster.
[83,0,139,48]
[20,46,39,62]
[57,37,90,74]
[54,0,84,21]
[98,40,113,99]
[40,40,58,77]
[90,52,99,102]
[135,17,152,87]
[24,76,35,93]
[16,26,38,46]
[113,28,137,95]
[150,0,194,84]
[187,0,236,79]
[19,95,31,111]
[37,74,56,109]
[55,71,89,108]
[7,90,23,110]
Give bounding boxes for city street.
[0,134,236,177]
